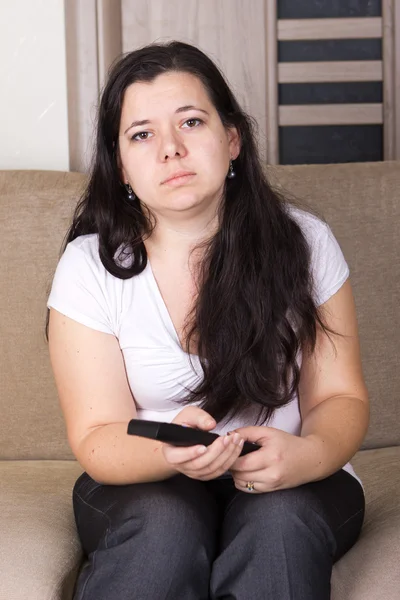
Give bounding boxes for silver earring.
[125,182,135,200]
[227,159,236,179]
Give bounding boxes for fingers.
[229,449,266,473]
[163,442,209,465]
[173,406,216,431]
[233,479,263,494]
[205,433,244,475]
[164,432,242,466]
[163,433,244,479]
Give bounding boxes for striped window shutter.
[266,0,398,164]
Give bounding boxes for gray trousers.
[72,468,364,600]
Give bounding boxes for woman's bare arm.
[48,308,177,484]
[298,279,370,479]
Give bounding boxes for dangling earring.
[227,159,236,179]
[125,182,135,200]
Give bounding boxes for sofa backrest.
[267,161,400,450]
[0,171,84,460]
[0,163,398,459]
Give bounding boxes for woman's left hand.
[229,426,323,493]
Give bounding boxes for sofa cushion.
[332,446,400,600]
[1,448,399,599]
[0,460,83,600]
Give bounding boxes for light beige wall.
[0,0,69,170]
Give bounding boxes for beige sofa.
[1,161,399,599]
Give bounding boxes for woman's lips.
[163,173,196,186]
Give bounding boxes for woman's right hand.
[161,406,244,481]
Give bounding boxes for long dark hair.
[45,40,335,426]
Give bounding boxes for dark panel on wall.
[279,125,383,164]
[277,1,383,164]
[278,39,382,62]
[278,1,382,19]
[279,82,383,105]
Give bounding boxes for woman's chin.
[163,192,207,211]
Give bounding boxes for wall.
[0,0,69,171]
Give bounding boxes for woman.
[46,41,369,599]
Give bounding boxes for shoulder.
[48,234,127,335]
[54,234,106,290]
[63,234,130,270]
[54,234,116,296]
[65,233,100,263]
[286,204,349,306]
[286,204,329,246]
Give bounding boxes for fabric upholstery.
[0,460,83,600]
[266,161,400,449]
[332,446,400,599]
[0,450,398,600]
[0,171,84,460]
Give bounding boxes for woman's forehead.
[121,72,212,115]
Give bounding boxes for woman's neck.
[144,214,219,269]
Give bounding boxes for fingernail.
[197,446,207,455]
[233,433,242,445]
[205,419,215,427]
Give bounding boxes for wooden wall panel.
[65,0,122,172]
[395,0,400,158]
[121,0,268,161]
[97,0,122,90]
[278,17,382,40]
[65,0,99,172]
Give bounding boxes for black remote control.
[127,419,261,456]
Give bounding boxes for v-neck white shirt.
[47,206,362,486]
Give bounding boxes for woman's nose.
[159,128,187,161]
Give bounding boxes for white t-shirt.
[47,206,362,486]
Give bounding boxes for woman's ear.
[228,126,241,160]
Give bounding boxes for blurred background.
[0,0,398,172]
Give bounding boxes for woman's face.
[118,71,240,217]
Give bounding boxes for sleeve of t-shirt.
[46,241,115,335]
[310,221,350,306]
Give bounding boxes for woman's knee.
[72,475,218,599]
[75,473,219,558]
[113,479,215,539]
[224,486,336,555]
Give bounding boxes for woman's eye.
[131,131,152,142]
[183,118,202,128]
[131,118,202,141]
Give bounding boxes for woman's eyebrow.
[123,105,209,134]
[176,105,209,116]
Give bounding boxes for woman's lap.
[72,468,365,599]
[73,471,220,557]
[205,468,365,563]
